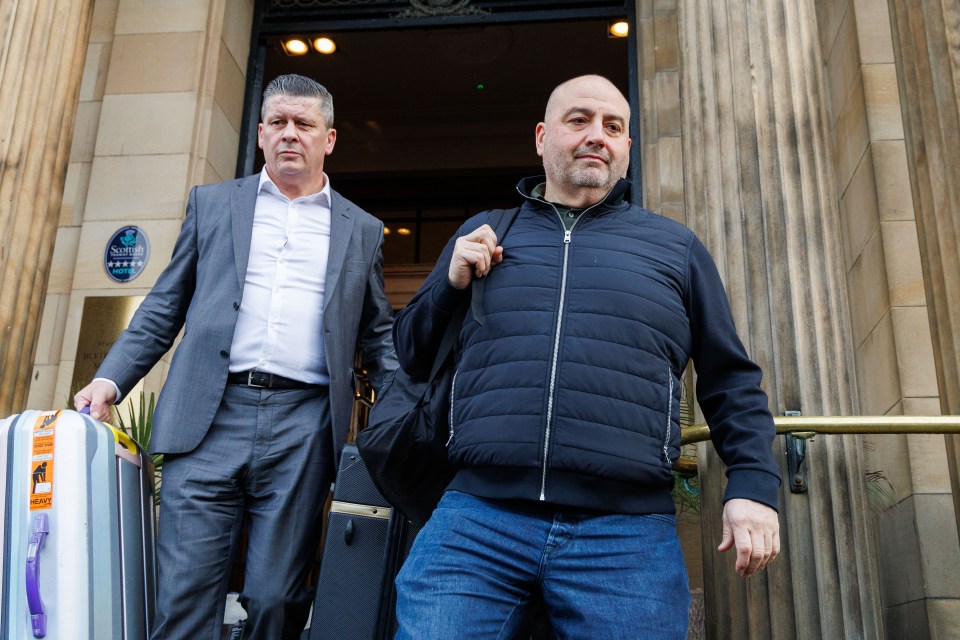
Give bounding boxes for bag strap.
[470,207,519,327]
[427,207,520,381]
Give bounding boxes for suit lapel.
[325,189,356,314]
[231,175,259,289]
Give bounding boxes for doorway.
[240,2,635,284]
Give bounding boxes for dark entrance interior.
[245,5,633,267]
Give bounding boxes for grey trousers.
[150,384,334,640]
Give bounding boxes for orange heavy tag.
[29,411,59,510]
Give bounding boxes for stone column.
[678,0,884,637]
[886,0,960,540]
[0,0,94,415]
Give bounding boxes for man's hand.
[448,224,504,290]
[73,380,118,422]
[718,498,780,578]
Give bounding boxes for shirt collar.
[531,182,581,214]
[257,168,332,206]
[517,176,632,209]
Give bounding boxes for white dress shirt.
[228,169,333,384]
[97,170,334,401]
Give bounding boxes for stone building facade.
[2,0,959,637]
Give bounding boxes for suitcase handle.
[26,512,49,638]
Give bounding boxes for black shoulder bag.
[356,208,519,527]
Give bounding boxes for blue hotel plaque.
[104,226,150,283]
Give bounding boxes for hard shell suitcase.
[308,446,556,640]
[0,409,157,639]
[309,444,418,640]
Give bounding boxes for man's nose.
[281,122,298,140]
[585,119,606,146]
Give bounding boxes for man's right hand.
[448,224,503,290]
[73,380,117,422]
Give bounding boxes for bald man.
[391,76,781,639]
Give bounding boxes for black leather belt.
[227,370,319,390]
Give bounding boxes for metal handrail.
[680,415,960,445]
[673,416,960,474]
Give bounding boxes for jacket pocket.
[344,259,368,273]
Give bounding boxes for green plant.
[864,470,897,515]
[65,383,87,411]
[673,473,701,516]
[860,438,898,515]
[115,391,163,504]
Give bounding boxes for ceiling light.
[383,227,391,235]
[313,37,337,54]
[282,38,309,55]
[609,21,629,38]
[396,227,412,236]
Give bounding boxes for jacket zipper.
[663,365,673,464]
[446,367,459,446]
[540,203,602,501]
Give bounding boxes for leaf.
[115,391,163,505]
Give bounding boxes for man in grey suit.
[74,74,398,640]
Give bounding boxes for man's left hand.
[717,498,780,578]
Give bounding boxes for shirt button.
[219,350,229,359]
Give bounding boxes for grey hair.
[261,74,334,127]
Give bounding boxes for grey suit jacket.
[96,174,398,461]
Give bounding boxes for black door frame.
[237,0,642,203]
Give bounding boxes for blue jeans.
[395,491,690,640]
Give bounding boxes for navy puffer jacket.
[394,178,781,514]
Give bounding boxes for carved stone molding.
[398,0,488,18]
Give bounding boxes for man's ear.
[325,128,337,156]
[535,122,546,158]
